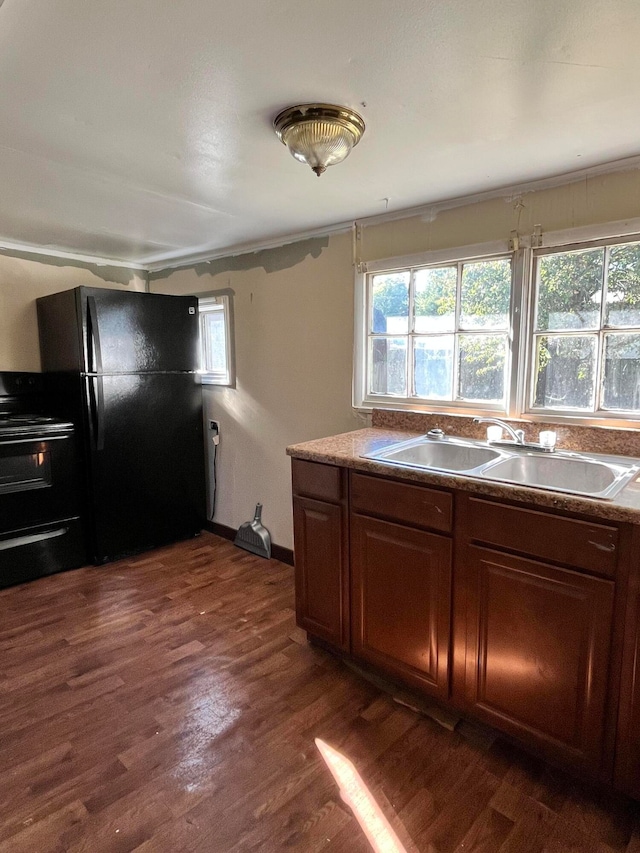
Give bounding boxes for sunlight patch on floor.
[315,737,409,853]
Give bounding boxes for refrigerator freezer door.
[37,288,84,374]
[84,373,205,562]
[80,288,200,374]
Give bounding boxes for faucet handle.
[539,430,557,449]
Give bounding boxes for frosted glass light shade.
[274,104,365,176]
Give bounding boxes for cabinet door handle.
[588,540,616,552]
[424,503,443,514]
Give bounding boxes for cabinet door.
[351,514,451,699]
[293,496,349,651]
[463,545,614,771]
[615,562,640,798]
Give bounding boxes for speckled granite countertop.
[287,427,640,525]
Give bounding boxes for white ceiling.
[1,0,640,269]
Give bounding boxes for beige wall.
[0,252,146,372]
[150,232,364,549]
[359,168,640,261]
[150,165,640,551]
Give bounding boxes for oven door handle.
[0,436,69,445]
[86,296,103,375]
[87,375,106,452]
[0,526,68,552]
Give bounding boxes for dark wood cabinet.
[289,456,639,792]
[291,460,349,651]
[351,513,451,698]
[615,532,640,797]
[461,544,615,771]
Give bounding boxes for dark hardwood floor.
[1,531,639,852]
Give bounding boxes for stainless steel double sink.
[363,435,640,500]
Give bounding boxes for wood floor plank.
[1,532,639,852]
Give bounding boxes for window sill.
[520,410,640,430]
[201,376,235,388]
[355,398,506,418]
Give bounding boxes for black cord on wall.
[209,424,220,521]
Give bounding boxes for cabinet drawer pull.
[588,540,616,553]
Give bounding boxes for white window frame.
[198,294,235,387]
[523,234,640,424]
[353,225,640,427]
[353,240,523,417]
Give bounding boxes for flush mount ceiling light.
[273,103,365,177]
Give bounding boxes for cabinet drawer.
[351,472,452,534]
[466,497,619,576]
[291,459,343,503]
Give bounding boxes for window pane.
[369,337,407,396]
[460,259,511,330]
[201,310,227,374]
[414,267,456,333]
[414,335,454,400]
[533,335,596,410]
[371,272,409,334]
[603,333,640,411]
[457,334,506,402]
[536,248,603,331]
[605,243,640,327]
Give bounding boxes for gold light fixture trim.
[274,103,366,177]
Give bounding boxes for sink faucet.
[473,417,555,452]
[473,417,525,444]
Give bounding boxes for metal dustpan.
[234,503,271,559]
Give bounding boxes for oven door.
[0,434,80,531]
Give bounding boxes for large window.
[366,257,512,407]
[530,240,640,415]
[356,232,640,423]
[199,294,234,386]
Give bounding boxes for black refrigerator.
[37,286,205,564]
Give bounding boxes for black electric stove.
[0,372,86,588]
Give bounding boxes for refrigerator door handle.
[87,296,103,374]
[95,375,105,451]
[87,375,106,452]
